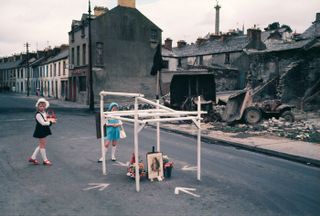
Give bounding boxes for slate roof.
[300,21,320,39]
[261,27,289,42]
[171,36,249,57]
[0,59,23,70]
[49,49,68,62]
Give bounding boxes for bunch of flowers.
[163,155,174,169]
[126,153,146,179]
[163,155,174,178]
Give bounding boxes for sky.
[0,0,319,56]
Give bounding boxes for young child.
[28,98,56,166]
[98,102,122,162]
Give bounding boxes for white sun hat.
[35,98,50,108]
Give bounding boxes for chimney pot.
[246,28,266,50]
[196,38,206,45]
[164,38,172,50]
[315,12,320,22]
[118,0,135,8]
[177,40,187,48]
[94,6,108,16]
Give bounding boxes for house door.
[72,77,77,102]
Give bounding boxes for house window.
[63,61,66,75]
[81,20,85,38]
[150,29,157,41]
[76,46,80,66]
[71,26,75,42]
[71,48,75,65]
[82,43,86,65]
[58,62,61,76]
[162,60,169,69]
[96,42,103,66]
[225,53,230,64]
[178,58,182,67]
[79,76,86,92]
[53,63,56,76]
[197,56,203,65]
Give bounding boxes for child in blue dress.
[98,102,122,162]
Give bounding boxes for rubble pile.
[260,118,320,143]
[208,117,320,143]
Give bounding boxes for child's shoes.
[43,160,52,166]
[28,158,39,165]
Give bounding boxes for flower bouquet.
[126,153,146,179]
[163,155,174,178]
[47,109,57,123]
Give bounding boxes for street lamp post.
[88,0,94,111]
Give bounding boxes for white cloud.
[0,0,319,56]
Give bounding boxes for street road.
[0,93,319,216]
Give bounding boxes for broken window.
[162,60,169,69]
[225,53,230,64]
[178,58,182,67]
[197,56,203,65]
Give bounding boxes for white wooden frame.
[99,91,206,192]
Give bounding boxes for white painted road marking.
[113,161,129,167]
[174,187,200,198]
[83,183,110,191]
[181,165,197,171]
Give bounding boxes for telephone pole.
[88,0,94,111]
[24,42,30,96]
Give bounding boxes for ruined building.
[162,12,320,110]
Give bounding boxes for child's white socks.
[31,146,40,159]
[40,148,48,161]
[111,146,117,160]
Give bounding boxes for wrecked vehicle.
[221,88,295,124]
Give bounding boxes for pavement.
[19,94,320,167]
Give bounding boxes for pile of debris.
[208,117,320,143]
[260,118,320,143]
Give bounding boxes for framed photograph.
[146,152,164,180]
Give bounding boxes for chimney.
[196,37,206,45]
[314,12,320,23]
[246,29,266,50]
[177,40,187,48]
[94,6,108,16]
[118,0,135,8]
[214,2,221,35]
[164,38,172,50]
[209,34,221,40]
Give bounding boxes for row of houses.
[0,0,162,104]
[0,46,69,99]
[0,0,319,110]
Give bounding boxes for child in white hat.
[28,98,56,166]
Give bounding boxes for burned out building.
[162,12,320,110]
[68,0,162,104]
[242,13,320,109]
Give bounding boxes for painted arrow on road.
[113,161,129,167]
[83,183,110,191]
[181,165,197,171]
[174,187,200,198]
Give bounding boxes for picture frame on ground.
[146,152,164,180]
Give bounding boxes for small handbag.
[120,125,127,139]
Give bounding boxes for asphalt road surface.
[0,93,320,216]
